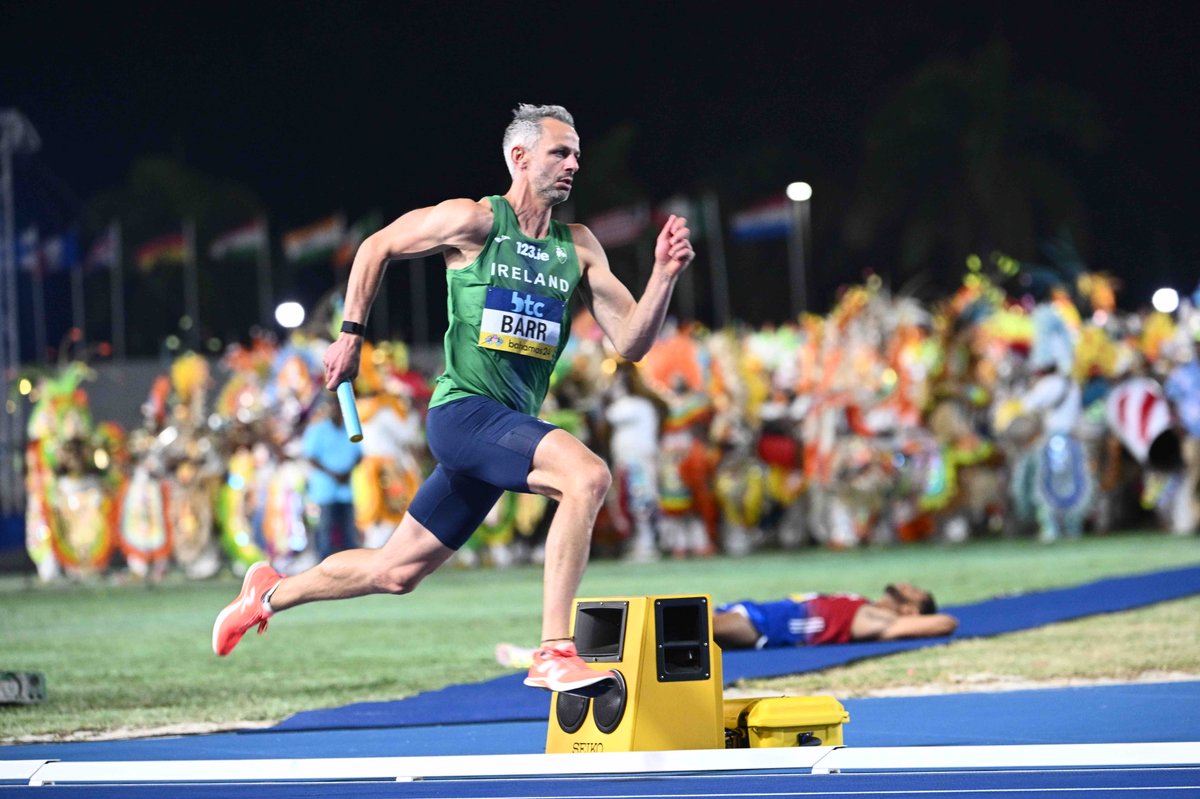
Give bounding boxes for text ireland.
[489,262,570,292]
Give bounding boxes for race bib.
[479,286,565,361]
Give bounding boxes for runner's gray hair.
[502,104,575,177]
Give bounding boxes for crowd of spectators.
[20,275,1200,580]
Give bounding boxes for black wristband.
[340,320,367,336]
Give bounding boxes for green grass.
[2,532,1198,741]
[746,595,1200,697]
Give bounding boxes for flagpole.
[183,219,200,349]
[71,232,86,348]
[0,142,19,376]
[786,183,812,318]
[1,108,39,513]
[31,237,46,360]
[677,266,696,322]
[257,216,274,329]
[703,191,731,328]
[111,222,126,361]
[1,125,23,512]
[664,196,696,322]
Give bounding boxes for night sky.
[4,1,1199,345]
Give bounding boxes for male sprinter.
[213,104,694,696]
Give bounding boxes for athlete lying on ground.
[495,582,958,666]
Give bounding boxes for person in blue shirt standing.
[302,395,364,559]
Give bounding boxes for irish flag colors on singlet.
[429,196,581,417]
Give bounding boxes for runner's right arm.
[324,199,491,390]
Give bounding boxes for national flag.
[282,214,345,264]
[585,203,649,248]
[40,230,81,274]
[334,211,383,269]
[209,218,267,260]
[730,196,791,241]
[85,223,120,271]
[17,227,39,272]
[135,231,186,271]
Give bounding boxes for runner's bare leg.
[526,429,611,642]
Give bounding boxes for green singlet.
[427,196,582,417]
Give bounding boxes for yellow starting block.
[723,695,850,748]
[546,595,725,753]
[545,595,849,754]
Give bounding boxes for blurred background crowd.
[6,6,1199,585]
[19,266,1200,583]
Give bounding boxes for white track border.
[9,742,1200,786]
[21,747,829,786]
[0,761,52,782]
[811,742,1200,773]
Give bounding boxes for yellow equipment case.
[723,695,849,748]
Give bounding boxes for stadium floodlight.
[1151,287,1179,314]
[275,301,306,329]
[786,182,813,202]
[786,182,813,317]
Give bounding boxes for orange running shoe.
[212,562,283,656]
[524,641,616,696]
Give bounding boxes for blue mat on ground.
[6,682,1199,762]
[272,564,1200,732]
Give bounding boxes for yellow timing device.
[545,595,725,753]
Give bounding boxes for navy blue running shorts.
[408,394,557,550]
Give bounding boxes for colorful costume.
[657,390,718,557]
[352,394,423,549]
[118,378,175,578]
[25,365,117,578]
[163,354,223,579]
[605,384,662,560]
[1013,306,1093,542]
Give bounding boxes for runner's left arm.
[573,215,694,361]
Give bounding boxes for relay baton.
[336,381,363,442]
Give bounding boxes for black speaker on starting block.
[0,672,46,705]
[545,595,724,753]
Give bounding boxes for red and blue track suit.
[717,593,869,649]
